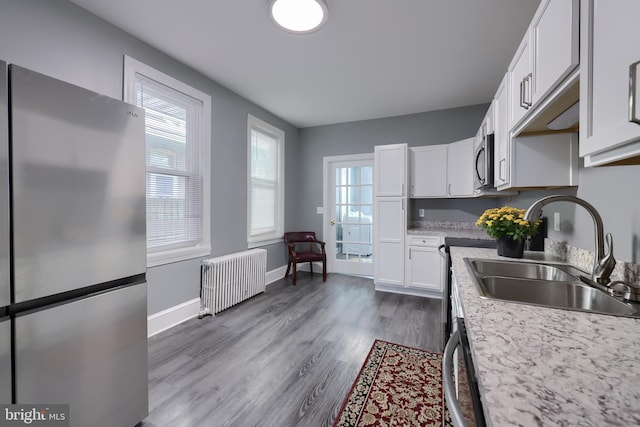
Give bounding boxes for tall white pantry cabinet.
[373,144,407,289]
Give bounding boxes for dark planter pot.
[497,237,525,258]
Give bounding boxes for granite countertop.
[407,226,492,240]
[450,246,640,427]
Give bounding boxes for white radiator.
[199,248,267,317]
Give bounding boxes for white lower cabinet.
[406,237,444,294]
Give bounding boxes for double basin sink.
[465,258,640,318]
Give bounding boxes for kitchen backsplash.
[545,238,639,285]
[409,220,478,229]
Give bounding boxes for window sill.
[248,237,283,249]
[147,244,211,268]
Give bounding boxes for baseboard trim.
[296,261,324,273]
[374,283,443,299]
[266,265,287,286]
[149,266,289,337]
[147,297,201,337]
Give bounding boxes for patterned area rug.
[333,340,451,427]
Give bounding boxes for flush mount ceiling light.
[268,0,328,34]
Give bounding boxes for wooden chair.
[284,231,327,286]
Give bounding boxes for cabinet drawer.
[408,236,442,247]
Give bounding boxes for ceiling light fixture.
[268,0,328,34]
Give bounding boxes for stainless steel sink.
[465,258,640,318]
[469,259,580,282]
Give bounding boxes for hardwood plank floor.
[141,272,443,427]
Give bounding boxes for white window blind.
[124,56,211,266]
[248,115,284,247]
[136,74,203,250]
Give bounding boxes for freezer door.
[14,282,148,427]
[0,61,9,309]
[10,65,146,303]
[0,318,10,404]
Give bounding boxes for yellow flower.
[476,206,539,240]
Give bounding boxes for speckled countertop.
[450,246,640,427]
[407,227,492,240]
[407,221,492,240]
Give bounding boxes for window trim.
[123,55,211,267]
[247,114,285,248]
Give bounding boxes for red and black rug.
[333,340,452,427]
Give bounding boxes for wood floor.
[141,272,443,427]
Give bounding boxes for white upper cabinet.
[446,138,474,197]
[580,0,640,166]
[409,145,447,198]
[497,132,579,191]
[508,36,532,129]
[509,0,579,132]
[530,0,579,105]
[374,144,407,196]
[408,139,475,198]
[484,101,495,137]
[494,74,510,188]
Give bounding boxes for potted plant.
[476,206,541,258]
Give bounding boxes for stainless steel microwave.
[474,133,494,191]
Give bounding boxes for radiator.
[199,248,267,317]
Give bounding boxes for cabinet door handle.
[499,158,506,181]
[519,79,526,108]
[629,60,640,125]
[475,146,485,184]
[525,73,533,108]
[409,248,412,260]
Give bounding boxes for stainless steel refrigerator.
[0,61,148,427]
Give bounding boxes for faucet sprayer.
[523,195,616,285]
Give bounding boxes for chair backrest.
[284,231,318,244]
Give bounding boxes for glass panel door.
[328,159,374,276]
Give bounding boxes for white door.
[324,155,374,277]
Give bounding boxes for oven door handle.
[443,330,469,427]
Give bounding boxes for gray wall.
[5,0,636,318]
[504,164,640,264]
[299,101,640,265]
[297,104,490,237]
[0,0,299,314]
[409,198,500,224]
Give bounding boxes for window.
[124,56,211,267]
[247,115,284,247]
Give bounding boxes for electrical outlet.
[554,212,561,231]
[419,209,425,218]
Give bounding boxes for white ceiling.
[70,0,540,128]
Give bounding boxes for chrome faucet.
[523,195,616,285]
